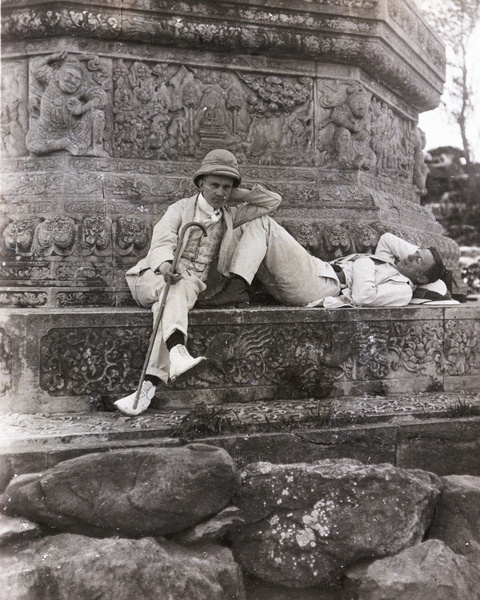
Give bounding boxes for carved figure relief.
[111,60,312,165]
[318,81,376,171]
[26,52,111,157]
[240,73,313,166]
[1,61,28,157]
[369,97,414,181]
[410,125,429,195]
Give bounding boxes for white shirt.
[315,233,417,308]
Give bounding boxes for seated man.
[199,216,448,309]
[114,150,281,416]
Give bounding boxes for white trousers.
[126,216,341,380]
[230,216,341,305]
[127,269,206,383]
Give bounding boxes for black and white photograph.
[1,0,479,598]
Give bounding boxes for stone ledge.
[1,304,479,413]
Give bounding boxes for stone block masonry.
[1,304,479,413]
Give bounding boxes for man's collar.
[197,193,215,214]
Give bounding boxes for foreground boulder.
[3,444,238,537]
[427,474,480,555]
[0,513,40,546]
[171,506,246,545]
[345,539,480,600]
[0,533,245,600]
[230,459,442,588]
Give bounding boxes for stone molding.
[1,0,444,111]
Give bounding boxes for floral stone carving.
[40,327,151,395]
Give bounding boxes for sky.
[417,3,480,162]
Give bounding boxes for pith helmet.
[193,149,242,188]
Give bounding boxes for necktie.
[204,208,222,227]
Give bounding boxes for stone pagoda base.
[2,305,479,413]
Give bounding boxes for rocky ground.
[1,445,479,599]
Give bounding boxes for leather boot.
[197,276,250,308]
[169,344,206,382]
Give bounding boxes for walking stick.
[131,221,207,411]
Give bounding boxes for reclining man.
[199,216,448,309]
[114,149,281,416]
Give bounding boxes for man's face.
[396,248,435,284]
[198,174,234,209]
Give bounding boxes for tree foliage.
[418,0,480,167]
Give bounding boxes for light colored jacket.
[127,184,281,280]
[326,233,417,307]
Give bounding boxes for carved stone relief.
[26,52,112,157]
[111,60,313,165]
[0,329,13,395]
[316,80,427,186]
[388,1,445,71]
[279,220,382,261]
[1,216,149,259]
[0,292,48,307]
[56,292,118,308]
[354,321,444,381]
[317,81,376,172]
[1,265,51,280]
[442,320,480,377]
[1,60,28,157]
[40,327,150,395]
[39,316,475,398]
[39,323,352,396]
[114,217,149,256]
[2,1,444,112]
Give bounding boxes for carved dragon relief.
[38,316,480,398]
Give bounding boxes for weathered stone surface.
[345,539,480,600]
[0,533,245,600]
[0,512,40,546]
[1,0,453,314]
[427,475,480,555]
[3,444,238,537]
[170,506,245,545]
[230,459,442,588]
[3,306,480,414]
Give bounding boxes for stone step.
[1,304,479,413]
[2,393,480,491]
